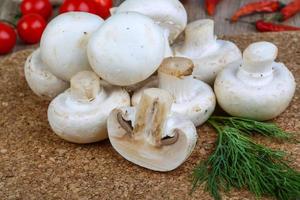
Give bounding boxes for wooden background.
[0,0,300,52]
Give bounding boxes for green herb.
[192,116,300,200]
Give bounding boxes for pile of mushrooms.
[24,0,296,172]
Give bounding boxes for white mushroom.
[214,41,296,121]
[48,71,130,143]
[174,19,242,84]
[40,12,103,81]
[107,88,197,171]
[24,49,69,99]
[112,0,187,44]
[87,12,166,86]
[132,57,216,126]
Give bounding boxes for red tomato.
[20,0,53,21]
[93,0,113,19]
[17,14,46,44]
[0,22,17,55]
[59,0,98,15]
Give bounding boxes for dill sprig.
[192,116,300,200]
[209,116,291,139]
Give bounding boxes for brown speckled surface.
[0,32,299,200]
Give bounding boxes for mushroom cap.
[108,88,198,171]
[114,0,187,43]
[24,49,69,99]
[48,72,130,143]
[87,12,165,86]
[214,42,296,121]
[40,12,103,81]
[191,40,242,84]
[174,19,242,84]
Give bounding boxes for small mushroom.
[107,88,197,171]
[40,12,103,81]
[132,57,216,126]
[112,0,187,44]
[214,41,296,121]
[48,71,130,143]
[173,19,242,84]
[24,49,69,99]
[87,12,166,86]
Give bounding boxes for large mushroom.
[112,0,187,44]
[107,88,197,171]
[173,19,242,84]
[40,12,103,81]
[87,12,166,86]
[132,57,216,126]
[214,41,296,121]
[24,49,69,99]
[48,71,130,144]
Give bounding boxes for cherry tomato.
[59,0,98,15]
[20,0,53,21]
[93,0,113,19]
[0,22,17,55]
[17,14,46,44]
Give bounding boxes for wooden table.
[1,0,300,52]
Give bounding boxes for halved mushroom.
[132,57,216,126]
[48,71,130,144]
[112,0,187,44]
[24,48,69,99]
[173,19,242,84]
[215,41,296,121]
[87,12,166,86]
[108,88,197,171]
[40,12,103,81]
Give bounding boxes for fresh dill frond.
[210,116,291,139]
[192,117,300,200]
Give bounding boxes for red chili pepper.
[255,20,300,32]
[277,0,300,21]
[205,0,221,16]
[231,1,284,22]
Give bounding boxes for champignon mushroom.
[24,49,69,99]
[173,19,242,84]
[112,0,187,44]
[48,71,130,143]
[214,41,296,121]
[107,88,197,171]
[40,12,103,81]
[87,12,166,86]
[132,57,216,126]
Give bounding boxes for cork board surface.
[0,32,299,200]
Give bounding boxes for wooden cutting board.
[0,32,299,200]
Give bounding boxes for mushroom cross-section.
[87,12,166,86]
[132,57,216,127]
[173,19,242,84]
[24,48,69,99]
[40,12,103,81]
[47,71,130,144]
[214,41,296,121]
[107,88,198,172]
[113,0,187,44]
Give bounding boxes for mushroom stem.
[240,42,277,75]
[70,71,105,102]
[177,19,217,58]
[133,88,173,147]
[158,57,196,103]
